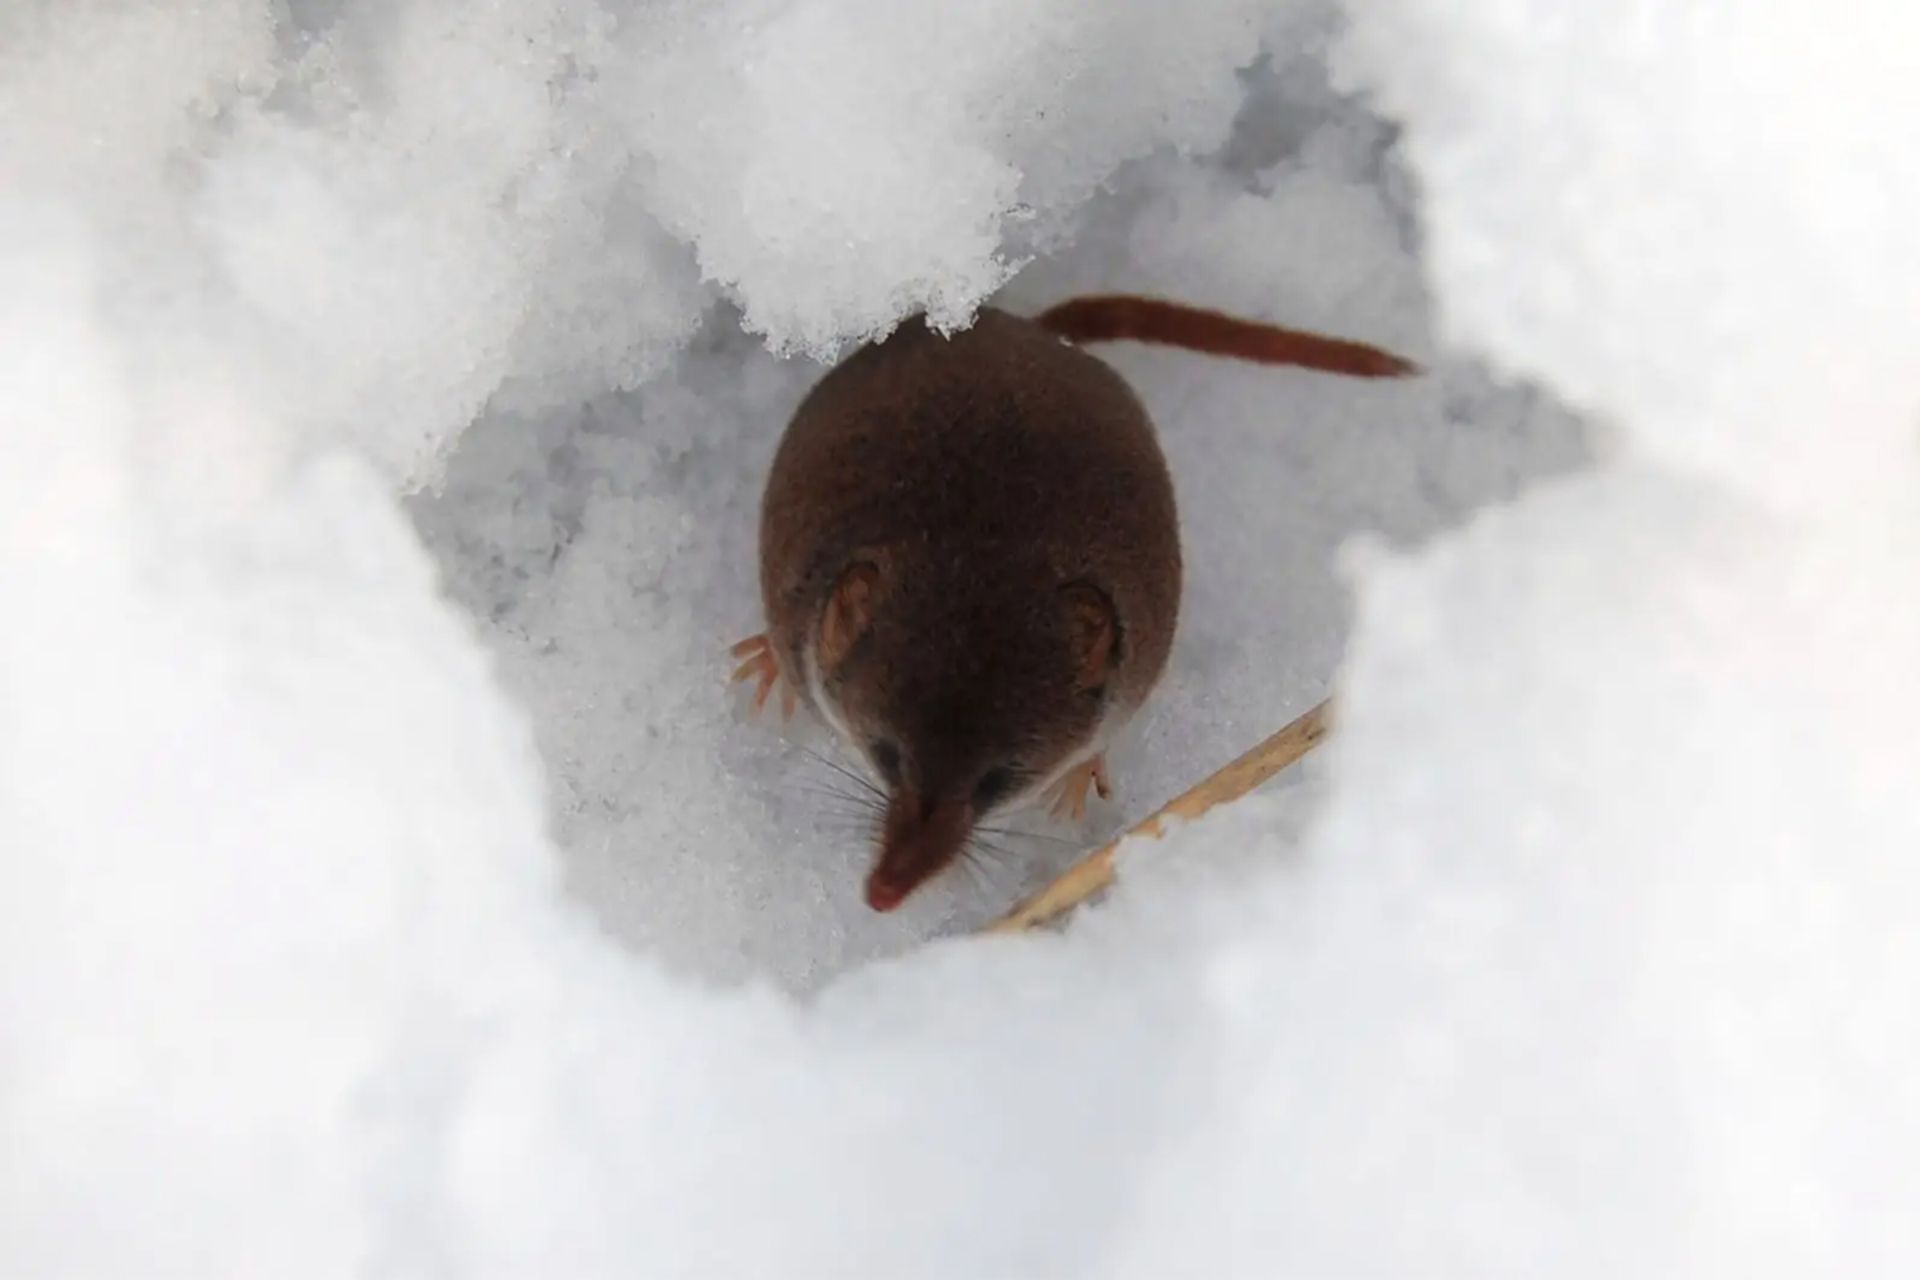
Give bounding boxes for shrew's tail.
[1035,294,1419,378]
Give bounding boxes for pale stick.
[983,698,1334,934]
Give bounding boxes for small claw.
[729,633,787,719]
[1046,753,1110,822]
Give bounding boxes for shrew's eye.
[972,766,1015,810]
[870,739,901,784]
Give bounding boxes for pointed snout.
[864,789,973,912]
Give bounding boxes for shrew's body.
[732,295,1413,910]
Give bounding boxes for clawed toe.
[728,633,793,719]
[1046,753,1111,822]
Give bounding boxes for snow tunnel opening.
[405,44,1595,994]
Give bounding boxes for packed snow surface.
[3,1,1916,1275]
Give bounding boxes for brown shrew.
[732,295,1416,912]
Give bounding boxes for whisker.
[967,836,1013,867]
[965,833,1023,871]
[952,846,994,897]
[792,804,885,827]
[966,861,995,898]
[974,824,1081,847]
[788,773,884,804]
[801,744,883,799]
[784,794,884,833]
[994,790,1060,820]
[812,822,884,841]
[798,799,884,821]
[798,809,879,832]
[792,785,884,813]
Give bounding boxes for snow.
[3,0,1916,1276]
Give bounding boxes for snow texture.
[2,0,1915,1276]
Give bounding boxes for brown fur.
[757,307,1182,909]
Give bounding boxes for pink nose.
[865,874,907,912]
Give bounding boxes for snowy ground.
[5,1,1918,1276]
[407,35,1588,989]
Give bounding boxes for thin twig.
[981,698,1335,934]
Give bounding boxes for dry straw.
[983,698,1334,933]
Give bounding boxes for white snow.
[3,0,1916,1276]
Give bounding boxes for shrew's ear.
[1060,580,1119,693]
[818,559,882,672]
